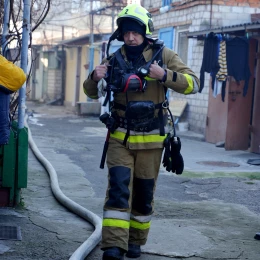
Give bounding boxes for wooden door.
[225,39,256,150]
[250,40,260,154]
[225,78,253,150]
[206,38,256,150]
[205,82,228,144]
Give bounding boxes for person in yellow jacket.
[0,54,26,145]
[83,4,199,260]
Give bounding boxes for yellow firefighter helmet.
[117,4,154,35]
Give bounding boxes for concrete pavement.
[0,101,260,260]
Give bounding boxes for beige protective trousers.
[101,138,163,252]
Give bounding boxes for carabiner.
[162,99,169,109]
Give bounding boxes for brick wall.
[147,0,260,12]
[251,13,260,21]
[143,0,260,134]
[149,2,260,32]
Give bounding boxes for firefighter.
[83,3,200,259]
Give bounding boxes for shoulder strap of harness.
[114,48,129,71]
[149,38,165,67]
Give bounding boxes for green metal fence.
[0,121,28,207]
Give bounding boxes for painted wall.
[79,46,89,103]
[33,49,45,101]
[64,45,101,106]
[29,47,63,102]
[78,46,100,103]
[65,48,77,105]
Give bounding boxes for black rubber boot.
[125,244,141,258]
[102,247,125,260]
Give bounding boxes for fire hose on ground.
[25,115,102,260]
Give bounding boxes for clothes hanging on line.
[213,79,223,98]
[199,33,251,102]
[199,32,221,93]
[225,36,251,97]
[216,40,228,82]
[215,39,228,101]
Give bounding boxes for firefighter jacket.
[83,43,200,150]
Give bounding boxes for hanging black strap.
[158,105,165,136]
[123,128,130,146]
[161,85,177,137]
[166,106,176,137]
[103,89,111,107]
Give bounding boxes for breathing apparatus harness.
[102,37,165,103]
[103,38,167,136]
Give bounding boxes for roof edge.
[186,22,260,37]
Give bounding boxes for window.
[159,27,174,49]
[82,1,101,12]
[162,0,172,7]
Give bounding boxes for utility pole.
[89,0,94,49]
[111,6,115,33]
[61,25,65,105]
[89,0,94,73]
[87,0,94,101]
[2,0,10,57]
[18,0,31,129]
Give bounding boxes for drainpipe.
[2,0,10,57]
[74,46,82,105]
[61,25,65,105]
[111,7,115,33]
[87,0,94,101]
[89,12,94,75]
[210,0,213,29]
[18,0,31,129]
